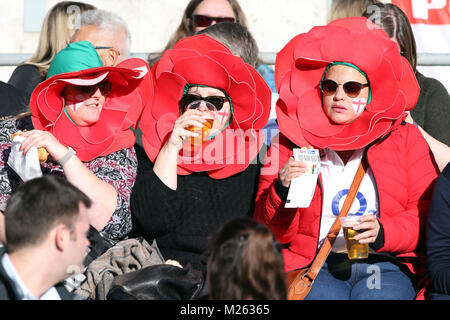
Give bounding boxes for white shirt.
[318,149,378,252]
[1,253,61,300]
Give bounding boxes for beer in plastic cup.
[185,100,216,146]
[340,215,369,260]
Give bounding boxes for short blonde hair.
[26,1,96,77]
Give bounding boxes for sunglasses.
[63,80,112,102]
[192,14,236,28]
[320,79,369,98]
[180,94,227,111]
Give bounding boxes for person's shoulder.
[0,249,16,300]
[441,162,450,180]
[416,72,449,95]
[12,64,41,75]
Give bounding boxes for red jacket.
[254,123,438,281]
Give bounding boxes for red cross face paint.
[352,97,367,115]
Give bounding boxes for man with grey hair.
[196,22,259,67]
[71,9,131,66]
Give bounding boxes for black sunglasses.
[192,14,236,28]
[62,80,112,102]
[320,79,369,98]
[180,94,227,111]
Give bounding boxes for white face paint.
[351,97,367,115]
[65,101,84,112]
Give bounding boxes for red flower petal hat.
[140,34,271,179]
[275,17,420,151]
[30,58,153,161]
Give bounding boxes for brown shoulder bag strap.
[288,154,369,299]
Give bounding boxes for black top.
[8,64,45,107]
[0,81,29,118]
[412,72,450,146]
[427,162,450,295]
[131,144,263,274]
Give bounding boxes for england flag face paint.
[352,97,367,115]
[216,109,230,126]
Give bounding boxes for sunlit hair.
[207,217,286,300]
[75,9,131,58]
[26,1,96,77]
[362,3,417,72]
[148,0,248,67]
[328,0,380,22]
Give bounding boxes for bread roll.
[11,131,49,163]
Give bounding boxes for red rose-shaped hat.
[30,58,153,161]
[275,17,420,150]
[140,34,271,179]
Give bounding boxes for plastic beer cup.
[340,215,369,259]
[185,100,216,146]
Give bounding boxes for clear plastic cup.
[340,215,369,260]
[185,100,216,146]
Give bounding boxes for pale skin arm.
[153,110,206,190]
[19,130,117,231]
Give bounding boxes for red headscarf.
[275,17,420,150]
[140,35,271,179]
[30,58,153,161]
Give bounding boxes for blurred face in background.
[191,0,236,33]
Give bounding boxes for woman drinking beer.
[131,34,271,276]
[254,17,438,300]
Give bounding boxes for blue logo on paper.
[331,189,367,216]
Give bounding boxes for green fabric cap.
[47,41,103,79]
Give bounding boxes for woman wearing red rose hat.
[0,41,152,244]
[132,34,271,275]
[254,17,439,299]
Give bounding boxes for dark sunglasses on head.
[320,79,369,98]
[180,94,227,111]
[192,14,236,28]
[63,80,112,102]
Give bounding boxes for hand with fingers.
[353,214,380,244]
[167,109,209,151]
[18,130,69,163]
[278,156,309,188]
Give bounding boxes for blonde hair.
[328,0,380,22]
[26,1,96,77]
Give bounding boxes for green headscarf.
[47,41,103,79]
